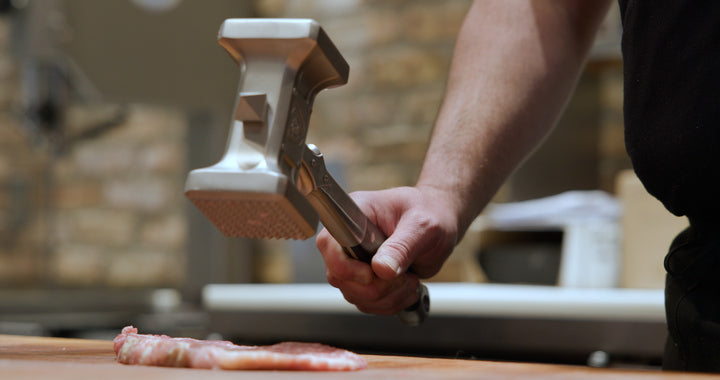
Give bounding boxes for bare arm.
[419,0,613,237]
[317,0,613,315]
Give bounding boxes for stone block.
[140,213,187,250]
[397,88,444,125]
[313,0,361,16]
[321,15,371,51]
[349,163,417,191]
[401,1,470,43]
[351,94,398,127]
[0,251,40,286]
[106,249,183,287]
[367,48,448,89]
[363,0,409,5]
[15,213,48,247]
[0,20,14,58]
[365,141,428,166]
[53,157,78,181]
[264,0,362,19]
[0,55,15,80]
[0,153,10,180]
[361,124,430,164]
[103,177,177,212]
[280,0,316,15]
[0,116,26,145]
[363,10,402,46]
[53,181,103,209]
[51,244,106,286]
[0,19,11,50]
[0,57,17,107]
[254,0,287,17]
[315,94,396,135]
[106,105,186,143]
[54,209,136,247]
[71,142,137,176]
[304,136,361,165]
[138,142,184,174]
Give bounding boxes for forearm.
[417,0,612,236]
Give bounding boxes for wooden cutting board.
[0,334,716,379]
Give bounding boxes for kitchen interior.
[0,0,693,375]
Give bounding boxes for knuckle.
[335,263,357,281]
[315,231,332,253]
[375,297,401,312]
[364,287,385,303]
[326,271,340,287]
[327,267,349,282]
[414,213,442,236]
[412,213,433,229]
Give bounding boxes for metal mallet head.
[185,19,348,240]
[185,19,430,325]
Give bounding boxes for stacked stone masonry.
[0,1,626,287]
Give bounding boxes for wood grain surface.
[1,334,718,379]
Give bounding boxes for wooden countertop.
[0,334,717,379]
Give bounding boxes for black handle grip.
[301,144,429,325]
[343,220,430,326]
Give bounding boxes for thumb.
[371,217,432,281]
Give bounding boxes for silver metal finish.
[298,144,430,325]
[185,19,430,325]
[298,145,379,250]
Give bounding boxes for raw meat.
[113,326,367,371]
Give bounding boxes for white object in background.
[476,191,622,288]
[203,283,665,322]
[151,288,182,312]
[482,190,621,228]
[131,0,182,12]
[558,221,621,288]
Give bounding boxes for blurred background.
[0,0,689,369]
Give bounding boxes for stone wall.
[0,9,187,288]
[0,16,44,286]
[254,0,629,196]
[0,103,188,288]
[51,106,187,287]
[0,1,628,288]
[250,0,629,283]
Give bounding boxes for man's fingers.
[328,273,420,315]
[317,228,373,285]
[372,213,442,280]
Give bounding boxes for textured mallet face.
[186,190,316,240]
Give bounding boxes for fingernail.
[376,255,401,276]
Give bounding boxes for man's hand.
[316,0,612,317]
[316,186,458,315]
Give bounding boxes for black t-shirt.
[619,0,720,219]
